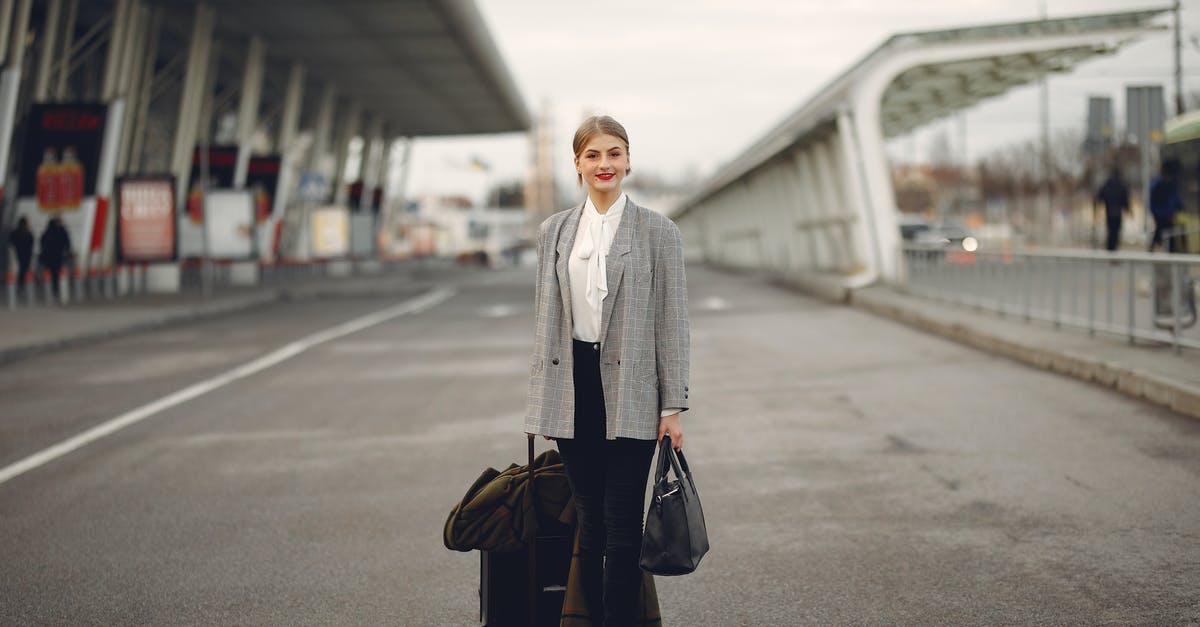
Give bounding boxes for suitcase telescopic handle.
[527,434,537,625]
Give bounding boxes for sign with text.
[247,155,281,222]
[116,176,176,262]
[186,145,238,224]
[311,207,349,258]
[19,103,108,213]
[205,190,256,260]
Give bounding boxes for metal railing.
[901,244,1200,354]
[4,257,422,311]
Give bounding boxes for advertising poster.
[247,155,281,223]
[16,103,109,257]
[186,145,237,224]
[350,213,376,257]
[311,207,349,258]
[116,176,176,262]
[204,190,256,260]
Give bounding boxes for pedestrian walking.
[526,115,690,626]
[1095,168,1129,251]
[38,215,72,299]
[1149,159,1184,253]
[9,216,33,289]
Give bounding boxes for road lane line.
[0,286,456,487]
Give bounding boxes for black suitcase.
[479,436,573,627]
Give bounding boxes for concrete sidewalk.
[849,284,1200,421]
[0,261,441,365]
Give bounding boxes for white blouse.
[567,193,679,419]
[568,193,626,343]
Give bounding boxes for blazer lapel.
[555,203,584,331]
[599,202,636,344]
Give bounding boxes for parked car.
[898,214,933,241]
[914,221,979,252]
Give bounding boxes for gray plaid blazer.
[525,198,690,440]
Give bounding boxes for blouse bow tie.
[576,211,612,312]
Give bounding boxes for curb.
[0,278,430,366]
[0,292,282,366]
[849,288,1200,422]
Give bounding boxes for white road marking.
[699,296,730,311]
[479,303,519,318]
[0,287,456,487]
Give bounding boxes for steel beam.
[233,36,264,189]
[32,0,62,101]
[171,3,214,210]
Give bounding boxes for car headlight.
[961,236,979,252]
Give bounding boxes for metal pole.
[171,3,213,211]
[1088,255,1096,336]
[1038,0,1051,246]
[1174,0,1184,115]
[127,5,161,173]
[1053,257,1061,328]
[232,36,264,189]
[0,0,14,68]
[32,0,63,101]
[1127,261,1136,344]
[52,0,77,100]
[1171,262,1182,354]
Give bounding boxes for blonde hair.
[572,115,631,187]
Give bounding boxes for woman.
[526,115,690,625]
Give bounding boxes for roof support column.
[836,110,881,283]
[0,0,29,207]
[360,114,384,211]
[115,0,150,175]
[233,36,264,189]
[272,62,304,219]
[845,97,899,282]
[332,101,360,207]
[95,0,146,270]
[0,0,26,275]
[126,4,161,173]
[31,0,62,101]
[171,3,214,210]
[308,83,335,182]
[0,0,14,68]
[52,0,76,100]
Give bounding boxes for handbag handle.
[654,435,691,501]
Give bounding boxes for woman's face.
[575,133,629,193]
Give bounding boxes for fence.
[4,257,420,311]
[901,244,1200,354]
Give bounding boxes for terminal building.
[0,0,528,293]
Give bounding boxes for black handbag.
[640,436,709,575]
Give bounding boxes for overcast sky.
[402,1,1200,207]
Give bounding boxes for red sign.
[117,177,177,262]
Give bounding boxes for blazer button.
[552,358,560,365]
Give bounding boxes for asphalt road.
[1,264,1198,625]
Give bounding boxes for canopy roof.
[878,10,1167,138]
[679,8,1168,215]
[147,0,529,136]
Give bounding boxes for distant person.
[8,216,33,289]
[526,115,690,625]
[38,216,72,298]
[1095,168,1129,251]
[1148,159,1184,253]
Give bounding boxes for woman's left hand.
[658,413,683,451]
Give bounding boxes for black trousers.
[1105,216,1122,252]
[556,339,655,627]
